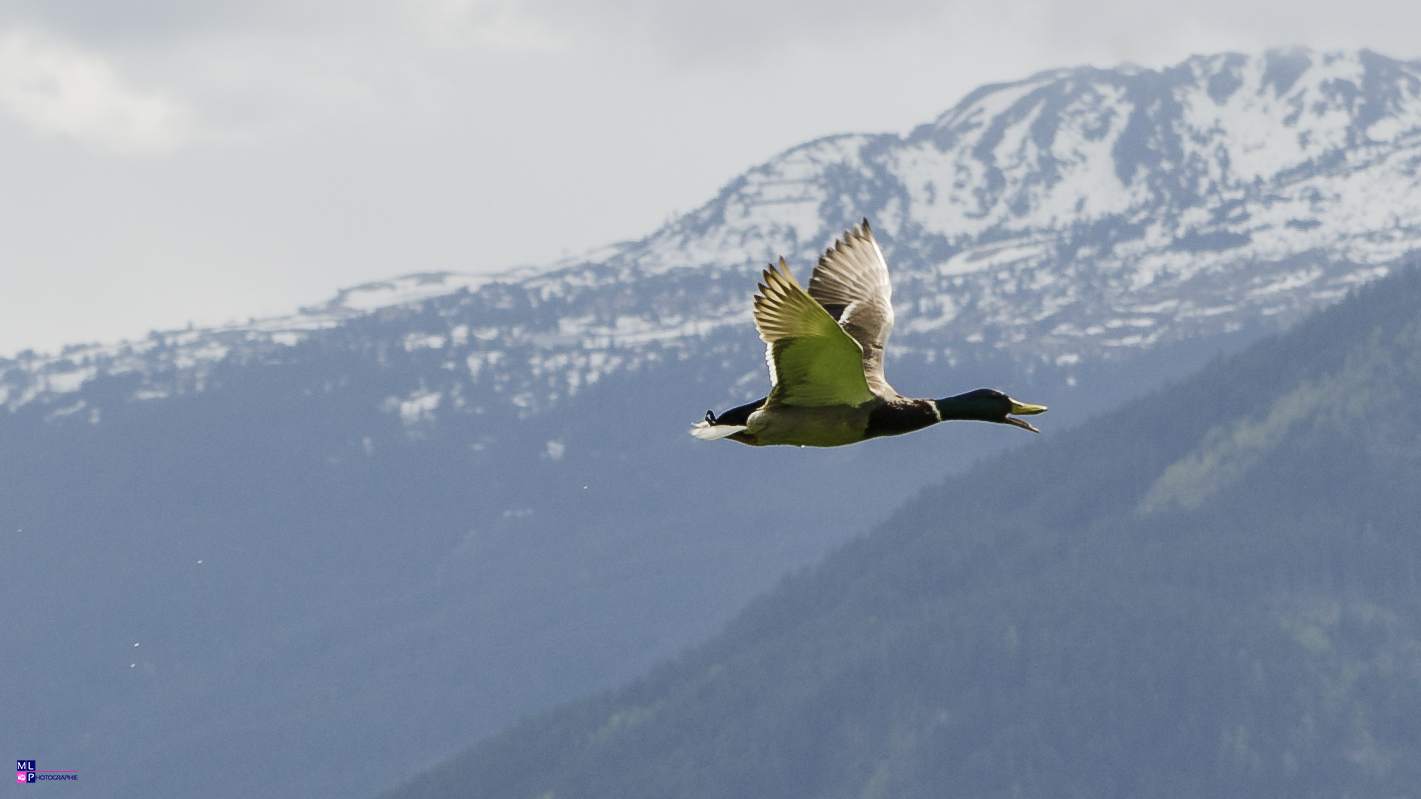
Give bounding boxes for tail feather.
[690,420,746,441]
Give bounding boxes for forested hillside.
[386,263,1421,798]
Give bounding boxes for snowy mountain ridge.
[5,48,1421,420]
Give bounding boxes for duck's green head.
[935,388,1048,432]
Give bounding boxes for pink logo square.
[17,771,27,783]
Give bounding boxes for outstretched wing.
[753,258,874,408]
[807,220,896,397]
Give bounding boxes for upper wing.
[753,258,874,408]
[807,220,896,397]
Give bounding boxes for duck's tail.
[690,420,747,441]
[690,410,747,441]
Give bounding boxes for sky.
[1,0,1418,357]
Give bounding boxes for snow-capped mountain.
[7,48,1421,423]
[5,49,1421,799]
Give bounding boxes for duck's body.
[691,220,1046,447]
[704,395,940,447]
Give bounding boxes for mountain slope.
[7,50,1421,417]
[385,264,1421,798]
[5,48,1421,799]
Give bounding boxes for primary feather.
[807,221,896,397]
[753,258,873,409]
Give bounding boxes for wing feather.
[807,220,897,397]
[753,259,874,408]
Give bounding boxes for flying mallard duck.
[691,220,1046,447]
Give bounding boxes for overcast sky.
[0,0,1417,356]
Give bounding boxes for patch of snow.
[388,389,441,425]
[47,367,96,393]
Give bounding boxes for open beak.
[1005,399,1047,433]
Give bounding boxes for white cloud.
[0,28,189,153]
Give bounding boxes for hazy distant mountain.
[381,262,1421,799]
[3,49,1421,799]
